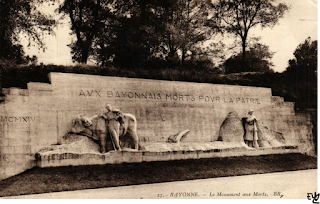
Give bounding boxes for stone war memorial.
[0,72,315,181]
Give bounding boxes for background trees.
[0,0,55,96]
[56,0,290,72]
[156,0,213,68]
[58,0,169,66]
[58,0,217,69]
[223,42,274,74]
[0,0,55,64]
[58,0,116,63]
[285,37,317,82]
[284,37,317,109]
[94,0,169,68]
[211,0,288,68]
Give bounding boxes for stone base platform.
[36,136,299,168]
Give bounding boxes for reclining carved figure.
[70,111,139,153]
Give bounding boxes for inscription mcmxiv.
[0,116,36,123]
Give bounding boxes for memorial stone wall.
[0,72,315,180]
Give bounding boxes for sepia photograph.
[0,0,317,200]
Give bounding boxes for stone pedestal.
[36,136,299,168]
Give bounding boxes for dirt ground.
[0,153,317,197]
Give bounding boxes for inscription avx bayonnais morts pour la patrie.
[79,89,261,104]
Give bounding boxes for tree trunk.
[181,48,185,69]
[242,35,247,71]
[80,42,90,64]
[81,51,88,64]
[242,42,246,59]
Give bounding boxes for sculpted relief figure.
[70,114,100,140]
[100,104,139,152]
[244,110,259,148]
[69,104,139,153]
[99,104,123,152]
[218,111,245,143]
[218,110,284,148]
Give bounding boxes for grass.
[0,153,317,197]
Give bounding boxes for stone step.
[36,145,299,168]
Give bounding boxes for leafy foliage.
[285,37,317,82]
[223,43,274,74]
[94,0,168,68]
[284,37,317,109]
[58,0,217,69]
[58,0,116,63]
[56,0,291,72]
[211,0,289,62]
[155,0,214,67]
[0,0,55,64]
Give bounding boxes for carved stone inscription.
[0,116,36,123]
[79,89,261,104]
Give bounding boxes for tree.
[0,0,55,63]
[0,0,55,96]
[58,0,116,63]
[61,0,218,68]
[223,42,274,74]
[60,0,165,65]
[285,37,317,82]
[211,0,288,63]
[157,0,215,68]
[94,0,167,68]
[284,37,317,109]
[91,0,217,69]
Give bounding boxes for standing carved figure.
[244,110,259,148]
[100,104,124,151]
[100,104,139,153]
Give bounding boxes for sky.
[21,0,318,73]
